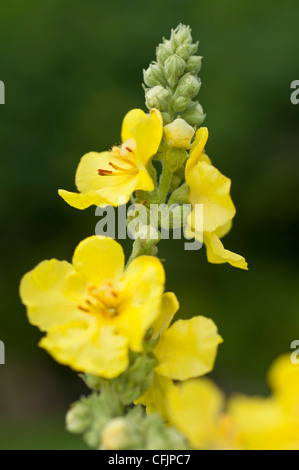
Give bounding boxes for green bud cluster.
[143,24,206,127]
[66,350,189,450]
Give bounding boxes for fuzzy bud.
[102,418,128,450]
[180,101,206,126]
[66,402,91,434]
[164,148,187,171]
[173,24,193,45]
[145,86,171,111]
[164,118,195,148]
[176,44,194,61]
[171,74,201,112]
[164,54,186,88]
[185,55,203,74]
[156,41,174,63]
[143,62,167,87]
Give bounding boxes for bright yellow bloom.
[167,378,225,449]
[163,118,195,149]
[20,236,166,378]
[268,354,299,418]
[59,109,163,209]
[226,355,299,450]
[185,127,247,270]
[228,395,299,450]
[137,293,223,416]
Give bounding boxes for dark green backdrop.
[0,0,298,449]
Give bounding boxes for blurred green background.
[0,0,298,449]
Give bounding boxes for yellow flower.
[268,354,299,417]
[20,236,165,378]
[226,355,299,450]
[137,293,223,416]
[185,127,247,270]
[163,118,195,149]
[228,395,299,450]
[167,378,225,449]
[59,109,163,209]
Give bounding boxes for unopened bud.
[66,402,91,434]
[173,24,193,45]
[176,44,194,61]
[164,148,187,171]
[180,101,206,126]
[171,74,201,112]
[102,418,128,450]
[156,41,174,63]
[161,112,171,125]
[143,62,167,87]
[164,118,195,148]
[185,55,203,74]
[164,54,186,88]
[145,86,171,111]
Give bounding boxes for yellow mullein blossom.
[137,293,223,419]
[268,354,299,418]
[226,355,299,450]
[185,127,247,270]
[20,236,166,378]
[228,395,299,450]
[166,378,228,449]
[59,109,163,209]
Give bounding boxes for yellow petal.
[121,109,147,142]
[268,354,299,412]
[59,151,142,208]
[135,374,173,421]
[121,109,163,165]
[154,316,223,380]
[72,236,125,285]
[215,220,233,239]
[204,233,248,270]
[75,152,115,193]
[40,322,129,378]
[151,292,179,339]
[136,168,155,192]
[187,161,236,233]
[167,378,224,449]
[228,395,297,450]
[58,189,114,210]
[186,127,209,176]
[19,259,84,332]
[118,256,165,351]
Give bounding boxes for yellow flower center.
[98,139,139,177]
[78,281,120,318]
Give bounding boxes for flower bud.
[164,148,187,171]
[173,24,192,45]
[171,74,201,112]
[145,86,171,111]
[102,418,128,450]
[180,101,206,126]
[176,44,194,61]
[161,112,171,125]
[185,55,203,74]
[164,118,195,148]
[143,62,167,87]
[156,41,174,63]
[172,95,191,112]
[66,402,91,434]
[164,54,186,88]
